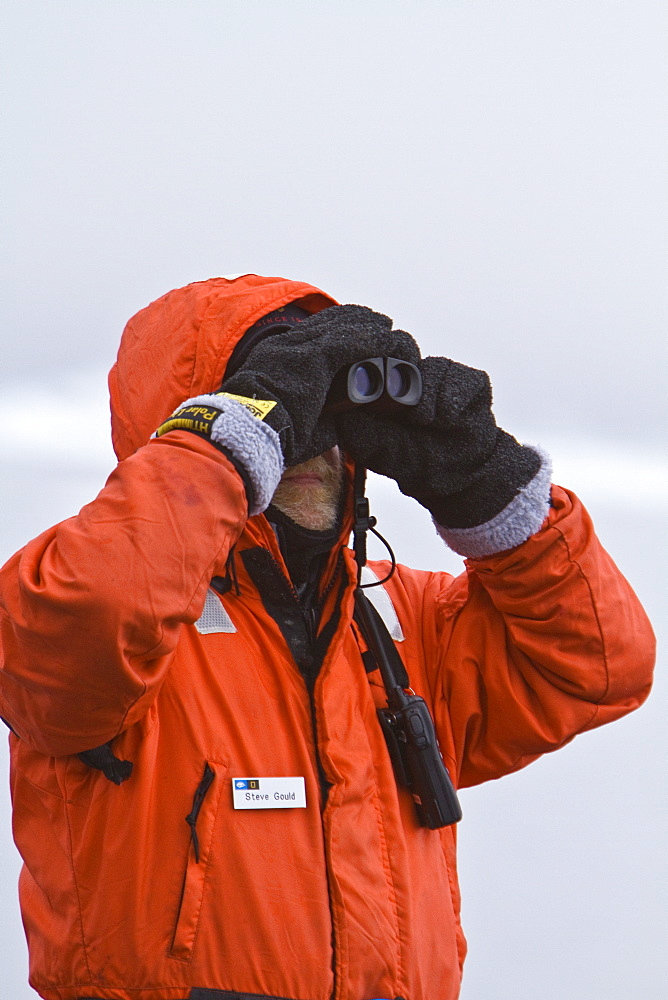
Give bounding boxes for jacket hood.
[109,274,337,462]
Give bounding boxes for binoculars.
[326,357,422,414]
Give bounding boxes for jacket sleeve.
[403,486,655,788]
[0,432,249,757]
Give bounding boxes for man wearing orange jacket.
[0,274,654,1000]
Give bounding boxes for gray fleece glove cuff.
[154,393,284,515]
[434,447,552,557]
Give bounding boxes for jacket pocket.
[170,761,226,962]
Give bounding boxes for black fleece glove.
[338,356,546,545]
[221,304,421,466]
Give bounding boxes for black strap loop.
[78,742,133,785]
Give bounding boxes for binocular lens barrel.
[352,362,383,401]
[326,357,422,413]
[386,363,410,400]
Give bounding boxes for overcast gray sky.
[1,2,666,998]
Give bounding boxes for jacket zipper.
[303,662,338,1000]
[240,547,344,1000]
[274,559,339,1000]
[185,762,215,863]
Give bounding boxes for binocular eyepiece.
[326,357,422,414]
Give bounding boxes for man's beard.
[270,450,345,532]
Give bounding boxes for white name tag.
[232,777,306,810]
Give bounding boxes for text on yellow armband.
[215,392,277,421]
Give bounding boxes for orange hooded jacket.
[0,275,655,1000]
